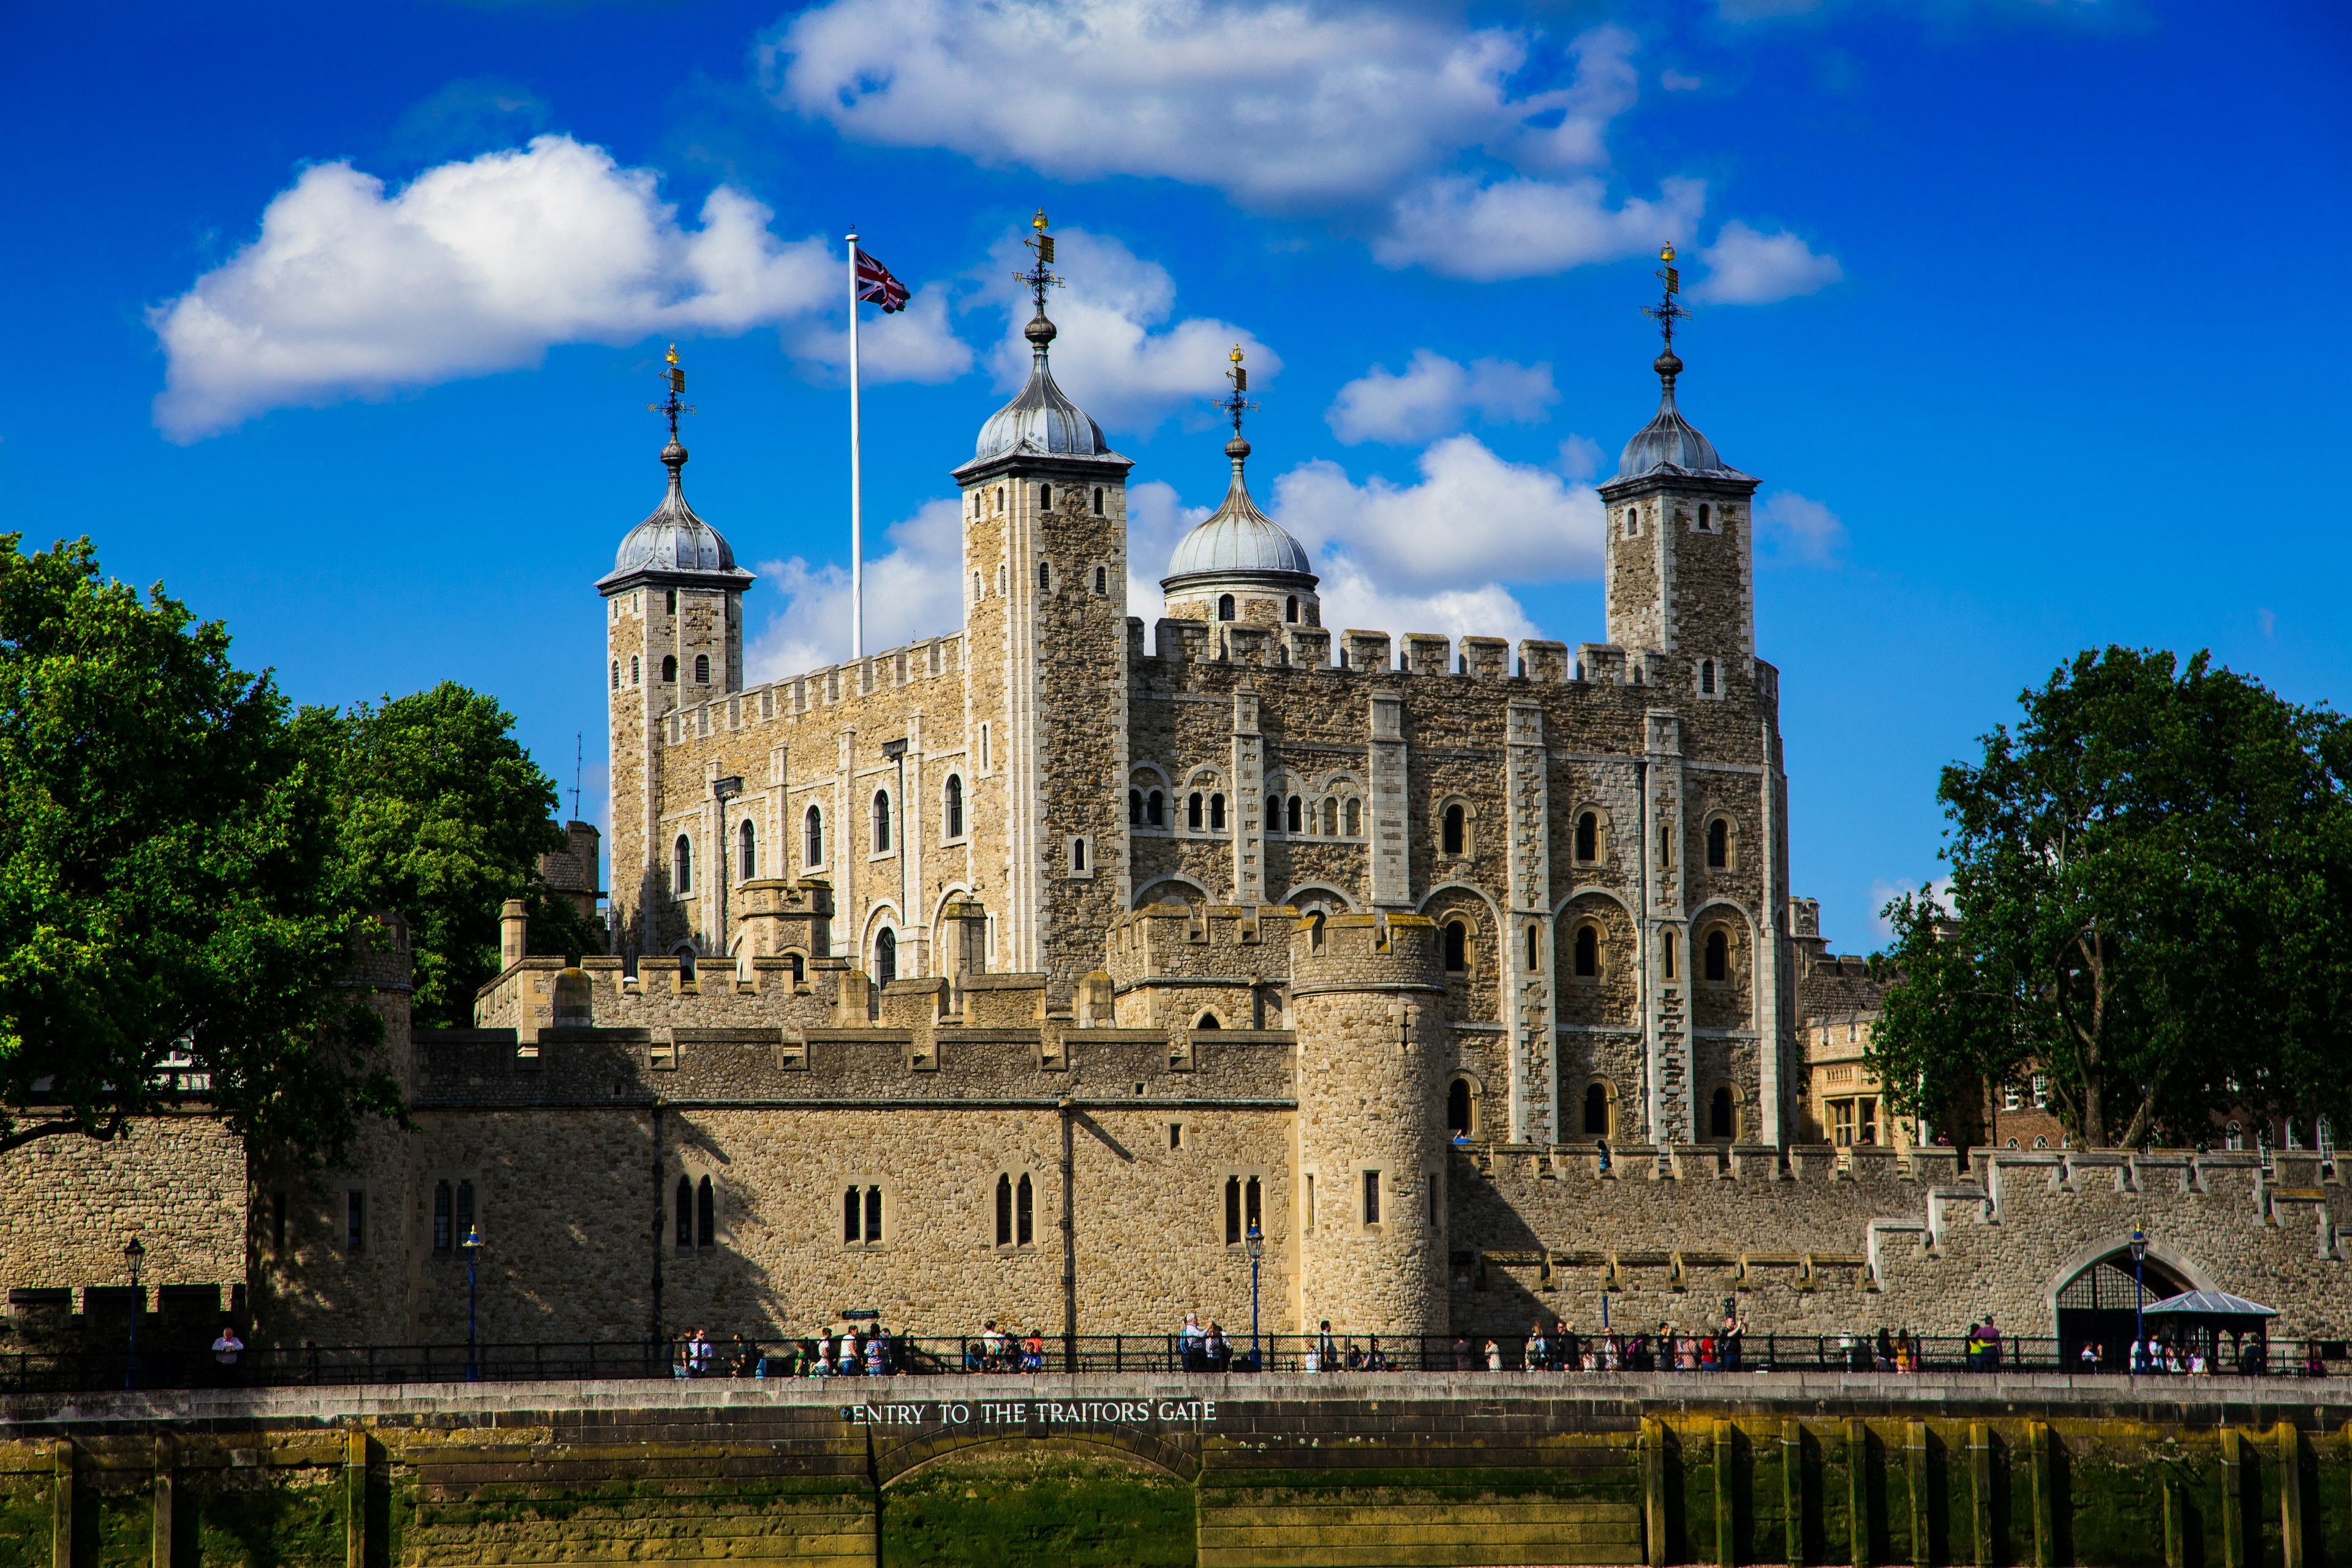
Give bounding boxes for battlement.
[1289,911,1443,993]
[660,631,964,748]
[1106,902,1297,986]
[1139,616,1771,693]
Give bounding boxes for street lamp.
[1245,1222,1263,1371]
[123,1236,145,1392]
[712,775,744,970]
[2128,1223,2149,1375]
[461,1224,485,1382]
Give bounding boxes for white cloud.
[1660,69,1703,91]
[981,228,1279,432]
[790,282,975,384]
[1313,557,1540,646]
[1326,350,1557,445]
[768,2,1637,211]
[1556,434,1606,480]
[149,135,835,439]
[746,497,967,679]
[1691,219,1843,304]
[1756,489,1846,565]
[1124,478,1212,624]
[1866,875,1955,944]
[1273,434,1605,590]
[1374,173,1706,280]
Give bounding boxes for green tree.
[1870,647,2352,1148]
[307,682,600,1028]
[0,537,397,1159]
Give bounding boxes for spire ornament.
[1640,243,1691,402]
[646,344,698,484]
[1016,207,1064,355]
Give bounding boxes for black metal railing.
[6,1330,2343,1395]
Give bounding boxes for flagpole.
[846,229,865,660]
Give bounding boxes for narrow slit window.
[1244,1176,1262,1235]
[662,655,677,683]
[1209,793,1226,831]
[1662,929,1677,979]
[1575,925,1599,978]
[1345,798,1362,835]
[1129,788,1143,826]
[1700,658,1716,695]
[433,1182,452,1252]
[1705,929,1728,982]
[1577,811,1599,861]
[1442,804,1466,856]
[1188,792,1204,829]
[1217,594,1235,622]
[695,654,710,684]
[739,819,756,881]
[1362,1169,1381,1226]
[946,775,964,838]
[995,1174,1013,1246]
[873,790,891,852]
[698,1176,716,1246]
[842,1186,859,1244]
[804,805,823,867]
[1444,921,1468,973]
[347,1190,365,1251]
[674,834,692,893]
[1708,818,1728,868]
[1093,486,1105,515]
[1265,793,1281,831]
[1094,565,1107,594]
[1224,1176,1242,1245]
[1585,1083,1609,1136]
[1525,924,1539,970]
[1447,1079,1472,1136]
[1147,790,1164,826]
[1039,560,1052,593]
[455,1180,474,1242]
[1287,795,1302,832]
[1428,1172,1439,1227]
[684,1177,699,1247]
[1285,595,1298,623]
[864,1185,882,1243]
[1016,1174,1034,1245]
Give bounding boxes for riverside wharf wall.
[7,1371,2352,1567]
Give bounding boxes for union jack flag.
[855,249,908,314]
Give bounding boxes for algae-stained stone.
[880,1450,1196,1567]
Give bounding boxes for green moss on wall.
[0,1483,49,1568]
[187,1477,346,1568]
[881,1452,1196,1568]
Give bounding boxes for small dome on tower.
[968,312,1114,464]
[1165,437,1314,579]
[597,439,754,593]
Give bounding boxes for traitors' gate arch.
[2050,1245,2197,1368]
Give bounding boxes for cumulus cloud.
[747,497,967,680]
[769,2,1636,210]
[1659,69,1703,91]
[149,135,835,439]
[1756,489,1846,565]
[1326,350,1557,445]
[1375,174,1706,280]
[1556,434,1606,480]
[981,227,1278,432]
[790,283,975,383]
[1313,560,1540,647]
[1124,478,1213,624]
[1691,219,1843,304]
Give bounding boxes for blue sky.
[2,0,2345,950]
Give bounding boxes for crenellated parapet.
[1106,900,1296,1030]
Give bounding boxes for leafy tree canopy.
[0,537,394,1159]
[298,683,599,1028]
[1870,646,2352,1149]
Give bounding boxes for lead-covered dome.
[1615,351,1750,482]
[966,314,1114,466]
[1162,435,1317,587]
[597,440,755,593]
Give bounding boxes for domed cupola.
[1159,347,1320,631]
[1613,347,1751,483]
[597,435,755,593]
[953,230,1129,479]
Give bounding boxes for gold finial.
[665,344,679,366]
[1033,206,1049,232]
[1660,243,1676,264]
[1230,343,1244,364]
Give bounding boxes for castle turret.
[950,211,1134,993]
[1289,913,1449,1342]
[1160,347,1320,644]
[597,348,755,965]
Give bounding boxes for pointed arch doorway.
[2055,1250,2192,1370]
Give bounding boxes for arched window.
[1698,503,1712,530]
[696,1175,715,1246]
[1707,818,1728,869]
[864,1186,881,1242]
[1321,798,1337,835]
[1447,1079,1473,1137]
[1443,920,1468,973]
[1266,793,1281,831]
[843,1188,859,1242]
[1574,925,1599,978]
[873,790,891,852]
[1662,929,1677,979]
[971,570,984,603]
[1038,560,1052,593]
[995,486,1005,514]
[1700,659,1714,695]
[1442,804,1466,856]
[1217,594,1235,622]
[1093,486,1105,516]
[673,834,692,893]
[661,655,677,683]
[631,655,641,685]
[1577,810,1599,862]
[1344,798,1362,835]
[1285,595,1298,623]
[787,952,804,986]
[1039,483,1052,510]
[1194,1012,1221,1030]
[1147,790,1164,826]
[610,660,619,691]
[1584,1082,1609,1137]
[1709,1087,1733,1140]
[432,1181,452,1251]
[695,653,710,684]
[995,1174,1014,1246]
[804,805,823,867]
[676,946,696,981]
[1209,793,1226,831]
[1624,508,1640,537]
[946,775,964,838]
[1188,792,1204,829]
[875,927,896,986]
[1094,565,1107,594]
[1286,795,1302,832]
[1705,930,1728,982]
[665,589,677,616]
[1015,1175,1033,1245]
[676,1176,694,1247]
[738,819,755,881]
[1129,789,1143,826]
[1070,837,1087,872]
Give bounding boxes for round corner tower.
[1289,911,1450,1344]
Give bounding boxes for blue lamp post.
[1245,1222,1263,1371]
[461,1224,484,1382]
[2128,1223,2148,1374]
[123,1236,145,1392]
